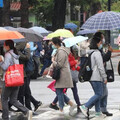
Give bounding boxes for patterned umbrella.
[77,29,97,35]
[81,11,120,30]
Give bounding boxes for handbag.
[5,53,24,87]
[70,70,79,83]
[106,59,114,82]
[118,61,120,75]
[52,49,67,81]
[52,66,61,81]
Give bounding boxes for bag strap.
[88,51,94,68]
[109,59,114,71]
[8,52,15,65]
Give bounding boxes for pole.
[108,0,111,44]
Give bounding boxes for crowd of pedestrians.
[0,30,115,120]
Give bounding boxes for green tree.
[111,1,120,12]
[31,0,54,26]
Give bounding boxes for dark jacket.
[44,44,53,60]
[34,42,43,57]
[16,42,31,77]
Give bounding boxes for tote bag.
[5,64,24,87]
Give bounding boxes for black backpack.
[78,51,94,82]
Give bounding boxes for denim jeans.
[71,82,81,106]
[85,81,103,112]
[100,83,108,112]
[40,59,51,75]
[56,88,70,110]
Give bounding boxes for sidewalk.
[1,104,120,120]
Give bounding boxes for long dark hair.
[4,40,18,55]
[94,32,103,40]
[90,34,102,49]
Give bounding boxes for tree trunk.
[52,0,66,31]
[2,0,11,26]
[0,8,3,26]
[20,0,29,28]
[90,2,101,15]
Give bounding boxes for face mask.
[52,45,56,50]
[3,47,7,53]
[102,38,105,44]
[98,44,103,50]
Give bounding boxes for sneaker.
[102,111,113,116]
[26,110,32,120]
[92,112,106,120]
[49,103,59,110]
[80,105,88,117]
[34,101,42,111]
[46,75,52,79]
[69,104,77,116]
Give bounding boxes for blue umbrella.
[77,29,97,35]
[63,36,88,47]
[81,11,120,30]
[64,23,78,32]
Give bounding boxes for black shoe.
[102,112,113,116]
[34,101,42,111]
[49,103,59,110]
[33,111,39,116]
[77,106,81,113]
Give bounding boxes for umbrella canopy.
[46,29,74,39]
[77,29,97,35]
[65,23,78,32]
[81,11,120,30]
[0,30,24,40]
[0,27,8,31]
[5,27,43,42]
[30,26,50,36]
[63,36,88,47]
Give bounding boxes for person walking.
[68,46,81,112]
[16,42,42,112]
[80,36,107,118]
[51,37,77,116]
[39,41,53,77]
[0,40,32,120]
[93,32,113,116]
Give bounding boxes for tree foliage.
[31,0,54,26]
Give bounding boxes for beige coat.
[53,46,73,88]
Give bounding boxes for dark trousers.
[71,82,81,106]
[40,59,51,75]
[18,76,39,110]
[33,56,40,77]
[2,83,28,120]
